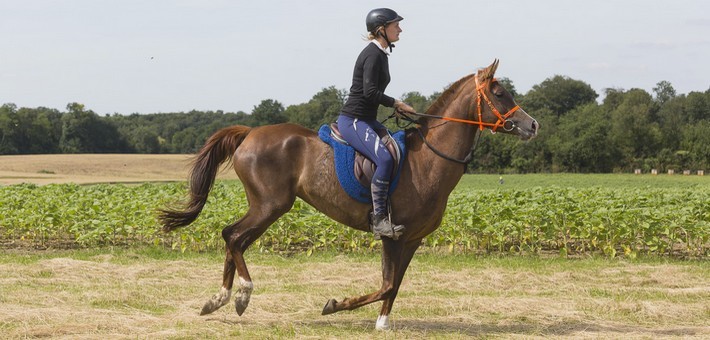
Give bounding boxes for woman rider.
[337,8,416,240]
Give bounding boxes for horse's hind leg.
[200,244,237,315]
[200,199,292,316]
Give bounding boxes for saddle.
[318,124,406,203]
[328,123,402,188]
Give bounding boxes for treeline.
[1,78,708,173]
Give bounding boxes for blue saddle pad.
[318,124,406,203]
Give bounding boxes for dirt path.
[0,154,238,185]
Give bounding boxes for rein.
[393,75,519,166]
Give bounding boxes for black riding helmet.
[366,8,403,52]
[366,8,403,33]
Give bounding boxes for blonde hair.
[364,27,384,41]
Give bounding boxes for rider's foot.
[371,214,405,240]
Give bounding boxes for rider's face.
[384,22,402,42]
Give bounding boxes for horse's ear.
[478,59,499,82]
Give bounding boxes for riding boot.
[370,180,405,240]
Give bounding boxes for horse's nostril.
[532,120,539,133]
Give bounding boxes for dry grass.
[0,154,238,185]
[0,249,708,339]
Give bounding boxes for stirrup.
[370,213,405,240]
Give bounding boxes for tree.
[656,96,685,151]
[0,104,19,154]
[130,126,161,153]
[171,127,200,153]
[60,102,128,153]
[653,80,676,104]
[251,99,286,126]
[285,86,345,130]
[602,88,626,111]
[685,91,709,123]
[496,77,519,98]
[609,89,661,169]
[400,91,429,113]
[548,103,618,172]
[521,75,598,118]
[681,121,710,169]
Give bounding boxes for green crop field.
[1,174,707,258]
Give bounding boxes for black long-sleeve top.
[340,42,396,120]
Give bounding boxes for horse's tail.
[159,125,252,232]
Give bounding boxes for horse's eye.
[493,85,504,97]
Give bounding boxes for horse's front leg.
[376,239,422,330]
[321,237,405,320]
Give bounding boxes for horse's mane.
[425,73,476,115]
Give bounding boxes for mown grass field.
[0,154,708,338]
[1,247,708,339]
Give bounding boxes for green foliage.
[520,75,598,118]
[60,103,130,153]
[653,80,676,104]
[251,99,286,126]
[1,177,706,258]
[284,86,346,129]
[111,110,251,153]
[681,120,710,169]
[2,77,709,174]
[0,104,62,154]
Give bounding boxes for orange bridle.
[408,74,520,132]
[473,75,520,132]
[395,74,523,166]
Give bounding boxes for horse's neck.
[425,81,478,163]
[414,81,479,190]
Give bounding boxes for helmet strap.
[378,27,395,53]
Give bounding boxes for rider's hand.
[394,100,416,115]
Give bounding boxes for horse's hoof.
[200,301,218,316]
[235,300,248,316]
[321,299,337,315]
[200,287,231,316]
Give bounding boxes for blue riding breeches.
[336,115,395,187]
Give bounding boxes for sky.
[1,0,709,115]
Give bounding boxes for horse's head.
[474,59,539,140]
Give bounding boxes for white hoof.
[375,315,391,330]
[200,287,231,315]
[235,277,253,316]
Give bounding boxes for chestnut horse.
[159,60,538,330]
